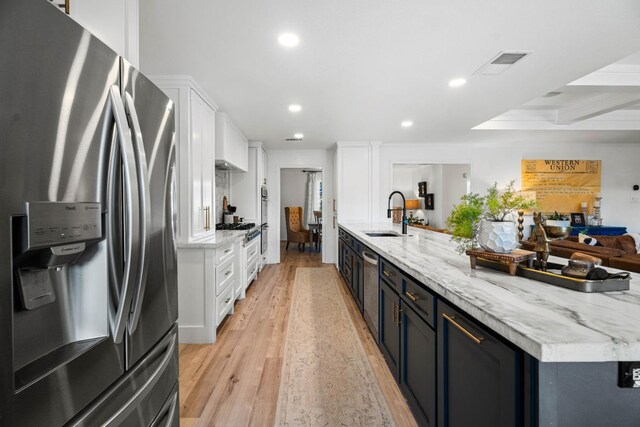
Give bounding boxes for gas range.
[215,222,256,230]
[216,223,260,244]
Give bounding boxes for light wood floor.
[178,242,417,427]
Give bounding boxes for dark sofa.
[521,234,640,273]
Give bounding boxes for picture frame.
[418,181,427,197]
[570,212,586,227]
[425,193,434,210]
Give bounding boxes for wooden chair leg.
[286,241,289,251]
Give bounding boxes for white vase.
[477,220,520,253]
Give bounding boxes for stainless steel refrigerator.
[0,1,179,425]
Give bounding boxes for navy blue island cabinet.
[379,257,438,426]
[339,228,365,313]
[437,300,525,427]
[336,227,640,427]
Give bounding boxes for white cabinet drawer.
[216,256,235,296]
[246,242,259,264]
[216,284,234,326]
[216,242,235,265]
[247,258,259,286]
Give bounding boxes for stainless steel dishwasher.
[362,248,379,342]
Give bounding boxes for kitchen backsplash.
[215,170,230,223]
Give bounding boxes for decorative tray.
[476,258,630,293]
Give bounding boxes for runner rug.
[275,267,395,426]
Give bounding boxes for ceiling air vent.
[285,138,303,142]
[473,51,531,76]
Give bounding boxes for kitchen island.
[338,222,640,427]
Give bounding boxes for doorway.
[280,168,323,257]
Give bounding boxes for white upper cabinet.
[152,76,218,242]
[230,142,266,224]
[189,91,215,238]
[215,113,248,172]
[335,142,380,223]
[50,0,139,67]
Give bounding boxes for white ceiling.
[476,51,640,130]
[139,0,640,149]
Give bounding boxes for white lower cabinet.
[238,238,260,300]
[216,283,235,327]
[177,237,242,343]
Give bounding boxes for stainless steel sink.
[364,231,402,237]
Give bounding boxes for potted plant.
[446,181,537,254]
[545,211,571,227]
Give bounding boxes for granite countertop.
[339,221,640,362]
[177,230,245,249]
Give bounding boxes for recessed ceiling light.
[278,33,300,47]
[294,133,304,139]
[288,104,302,112]
[401,121,413,128]
[448,78,466,88]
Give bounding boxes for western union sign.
[521,160,602,213]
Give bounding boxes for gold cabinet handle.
[203,206,211,231]
[382,270,394,278]
[405,291,420,302]
[392,302,396,323]
[443,313,483,344]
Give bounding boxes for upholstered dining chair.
[313,210,322,250]
[284,207,311,251]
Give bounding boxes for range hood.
[215,112,248,172]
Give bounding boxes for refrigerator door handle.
[108,86,142,344]
[166,135,178,255]
[123,92,151,333]
[103,332,177,427]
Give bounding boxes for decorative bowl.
[542,225,572,240]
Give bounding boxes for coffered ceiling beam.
[556,92,640,124]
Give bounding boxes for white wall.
[441,164,470,228]
[414,165,443,228]
[280,169,309,240]
[391,164,470,228]
[378,141,640,233]
[267,149,335,264]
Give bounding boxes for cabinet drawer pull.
[224,297,231,304]
[443,313,483,345]
[405,291,420,302]
[382,270,395,278]
[225,270,231,276]
[224,248,231,253]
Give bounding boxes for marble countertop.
[177,230,245,249]
[339,221,640,362]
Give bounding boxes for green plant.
[446,193,484,253]
[546,211,569,221]
[446,180,537,253]
[484,181,537,222]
